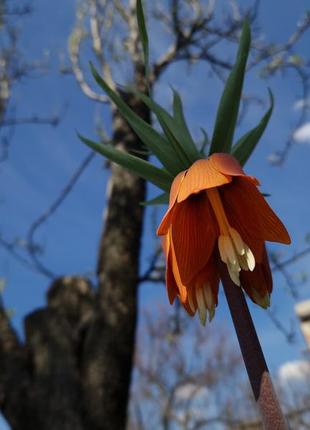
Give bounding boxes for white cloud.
[278,360,310,384]
[293,122,310,143]
[294,99,310,111]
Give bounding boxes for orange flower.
[157,153,291,324]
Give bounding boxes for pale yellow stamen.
[226,260,241,286]
[188,289,196,313]
[203,284,215,322]
[196,287,207,325]
[207,188,256,286]
[230,227,245,255]
[193,283,216,325]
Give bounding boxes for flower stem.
[219,264,289,430]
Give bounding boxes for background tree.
[129,311,310,429]
[0,1,309,429]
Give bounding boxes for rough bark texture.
[0,86,149,429]
[0,276,95,430]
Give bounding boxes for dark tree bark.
[0,276,95,430]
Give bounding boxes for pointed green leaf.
[79,134,172,191]
[210,20,251,155]
[141,192,169,206]
[90,63,183,175]
[232,90,274,166]
[172,89,200,160]
[136,0,149,77]
[133,90,190,165]
[132,89,200,165]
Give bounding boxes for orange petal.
[221,177,291,245]
[177,159,231,202]
[169,170,186,207]
[171,192,218,285]
[190,256,220,305]
[166,251,179,304]
[164,230,187,304]
[157,206,175,236]
[210,153,244,175]
[161,235,169,258]
[223,200,265,262]
[182,300,196,316]
[190,255,219,286]
[210,153,260,185]
[241,246,272,306]
[170,236,188,303]
[157,171,186,236]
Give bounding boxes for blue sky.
[1,1,310,425]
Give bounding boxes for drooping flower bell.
[157,153,291,325]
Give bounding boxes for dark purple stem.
[220,264,289,430]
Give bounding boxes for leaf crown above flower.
[79,0,273,206]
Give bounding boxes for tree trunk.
[81,90,149,430]
[0,276,95,430]
[0,88,149,429]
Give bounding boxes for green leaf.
[79,134,173,191]
[232,90,274,166]
[136,0,149,77]
[141,192,169,206]
[90,63,184,175]
[132,89,200,165]
[199,128,209,155]
[132,90,190,165]
[172,89,200,161]
[210,20,251,155]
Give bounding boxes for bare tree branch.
[272,247,310,271]
[0,236,41,273]
[26,151,95,278]
[68,25,110,102]
[268,66,310,165]
[0,4,33,17]
[1,114,60,127]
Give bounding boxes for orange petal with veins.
[241,246,272,307]
[177,159,231,202]
[221,177,291,245]
[168,230,188,304]
[210,153,260,185]
[168,170,186,207]
[162,231,178,303]
[171,193,218,285]
[166,251,179,304]
[191,256,220,303]
[157,171,186,236]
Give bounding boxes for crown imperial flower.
[157,153,290,324]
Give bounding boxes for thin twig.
[271,247,310,271]
[26,152,95,278]
[0,236,40,273]
[1,115,60,127]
